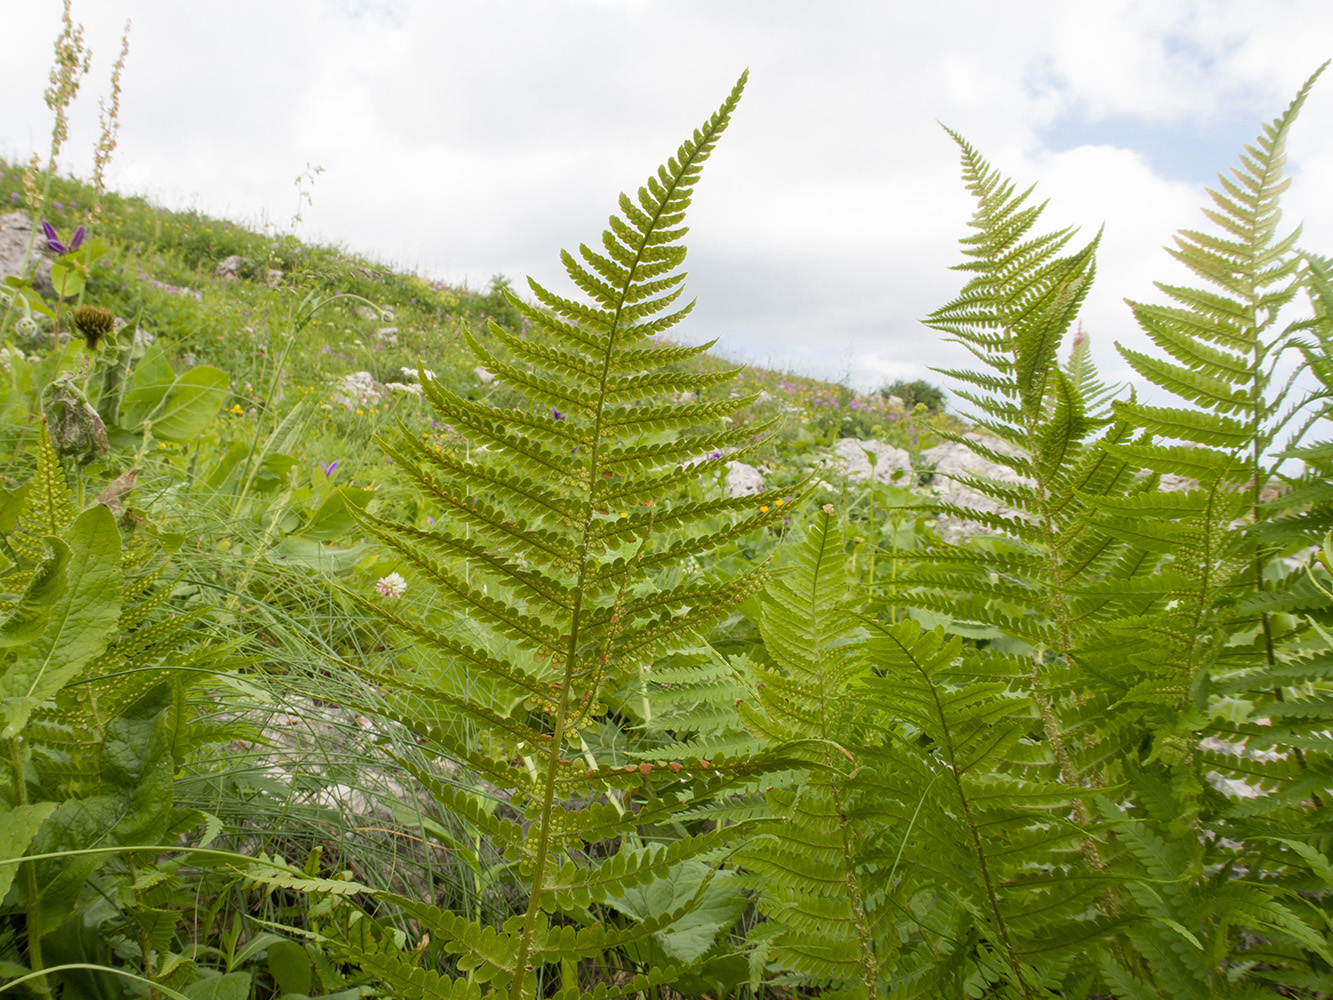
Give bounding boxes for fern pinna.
[344,73,801,1000]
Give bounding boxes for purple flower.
[551,407,565,421]
[42,220,86,255]
[709,450,723,460]
[320,460,339,477]
[8,193,17,205]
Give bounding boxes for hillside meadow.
[1,30,1331,1000]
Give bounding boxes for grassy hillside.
[3,59,1329,1000]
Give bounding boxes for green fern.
[904,67,1333,997]
[342,73,808,999]
[733,506,883,997]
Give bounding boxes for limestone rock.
[152,281,202,302]
[214,254,247,279]
[726,461,765,497]
[920,433,1029,542]
[374,326,399,346]
[330,371,385,410]
[0,212,54,294]
[473,365,495,384]
[832,437,912,483]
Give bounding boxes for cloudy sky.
[4,1,1332,393]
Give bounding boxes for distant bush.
[881,377,946,412]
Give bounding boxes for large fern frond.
[347,73,809,999]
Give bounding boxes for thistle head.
[72,305,115,350]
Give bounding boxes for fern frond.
[342,72,810,999]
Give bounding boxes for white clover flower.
[375,572,406,598]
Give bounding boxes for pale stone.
[214,254,246,279]
[726,461,765,497]
[0,212,54,294]
[330,371,385,410]
[832,437,912,483]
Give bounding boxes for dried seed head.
[72,305,115,350]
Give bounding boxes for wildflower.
[320,460,339,477]
[375,573,406,598]
[42,220,86,255]
[551,407,565,421]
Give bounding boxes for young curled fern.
[342,73,806,999]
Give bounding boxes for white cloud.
[3,0,1331,392]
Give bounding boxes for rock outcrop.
[831,437,913,483]
[919,434,1030,542]
[330,371,386,410]
[0,212,54,294]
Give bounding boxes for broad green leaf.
[0,802,56,899]
[0,481,30,532]
[24,685,178,937]
[183,972,252,1000]
[24,794,122,937]
[0,537,69,647]
[129,343,175,388]
[0,504,121,738]
[120,365,228,443]
[49,262,86,298]
[202,442,249,490]
[267,537,368,572]
[267,940,314,996]
[298,488,375,541]
[606,859,747,964]
[103,683,179,844]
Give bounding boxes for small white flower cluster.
[375,572,406,598]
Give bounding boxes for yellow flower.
[760,505,769,512]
